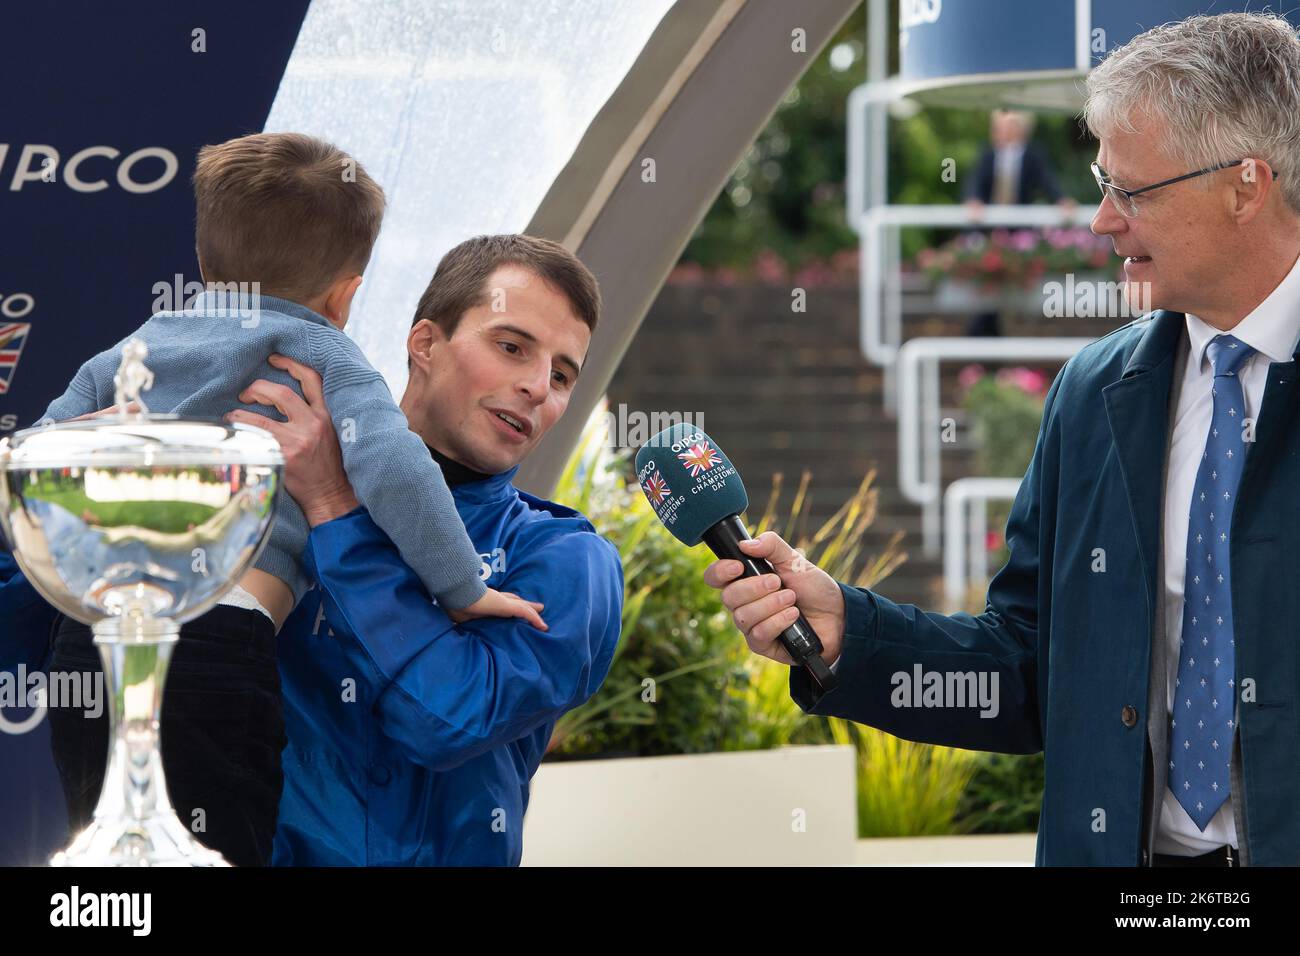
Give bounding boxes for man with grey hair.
[704,11,1300,866]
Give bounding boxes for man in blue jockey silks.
[3,234,624,866]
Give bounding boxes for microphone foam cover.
[634,423,748,546]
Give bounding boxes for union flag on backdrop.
[676,441,721,478]
[0,323,31,395]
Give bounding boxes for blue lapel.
[1238,352,1300,498]
[1102,310,1183,615]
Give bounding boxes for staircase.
[606,279,1126,609]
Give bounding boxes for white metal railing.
[844,0,891,222]
[858,203,1100,375]
[849,151,1109,557]
[898,336,1091,554]
[845,2,1105,589]
[943,477,1022,610]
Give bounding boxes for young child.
[37,132,543,865]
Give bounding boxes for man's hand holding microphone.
[635,424,843,690]
[702,532,845,668]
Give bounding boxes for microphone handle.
[702,514,837,693]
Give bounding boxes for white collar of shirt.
[995,144,1025,171]
[1185,248,1300,371]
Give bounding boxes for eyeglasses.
[1090,160,1279,218]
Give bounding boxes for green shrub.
[960,366,1049,571]
[548,409,904,758]
[829,718,980,837]
[954,752,1044,835]
[549,403,1038,838]
[547,413,744,756]
[950,369,1049,836]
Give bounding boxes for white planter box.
[521,744,857,866]
[854,833,1037,866]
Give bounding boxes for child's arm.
[320,363,491,612]
[301,511,622,771]
[37,360,104,425]
[449,587,547,631]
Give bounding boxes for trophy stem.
[49,610,229,867]
[96,615,178,825]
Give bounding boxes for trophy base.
[51,810,231,867]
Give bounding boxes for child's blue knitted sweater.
[39,291,487,611]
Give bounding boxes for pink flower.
[986,530,1004,552]
[830,248,859,274]
[957,363,986,391]
[996,366,1050,395]
[753,249,788,284]
[668,262,706,285]
[793,261,835,287]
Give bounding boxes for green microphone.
[635,423,836,693]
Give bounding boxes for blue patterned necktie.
[1169,333,1255,830]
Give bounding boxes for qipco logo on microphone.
[1,144,180,194]
[674,437,739,499]
[638,463,671,507]
[668,430,706,454]
[637,460,684,525]
[673,438,724,481]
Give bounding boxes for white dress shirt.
[991,144,1025,205]
[218,583,275,625]
[1155,248,1300,855]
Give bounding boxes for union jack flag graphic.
[677,441,721,477]
[642,471,670,507]
[0,323,31,395]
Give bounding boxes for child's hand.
[448,588,547,631]
[64,401,144,422]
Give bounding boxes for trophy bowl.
[0,413,283,866]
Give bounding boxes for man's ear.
[1232,158,1275,225]
[407,318,447,372]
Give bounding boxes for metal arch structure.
[515,0,861,496]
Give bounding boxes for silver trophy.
[0,340,283,866]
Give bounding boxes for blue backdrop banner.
[900,0,1300,80]
[0,0,310,866]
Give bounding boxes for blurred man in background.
[964,109,1076,335]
